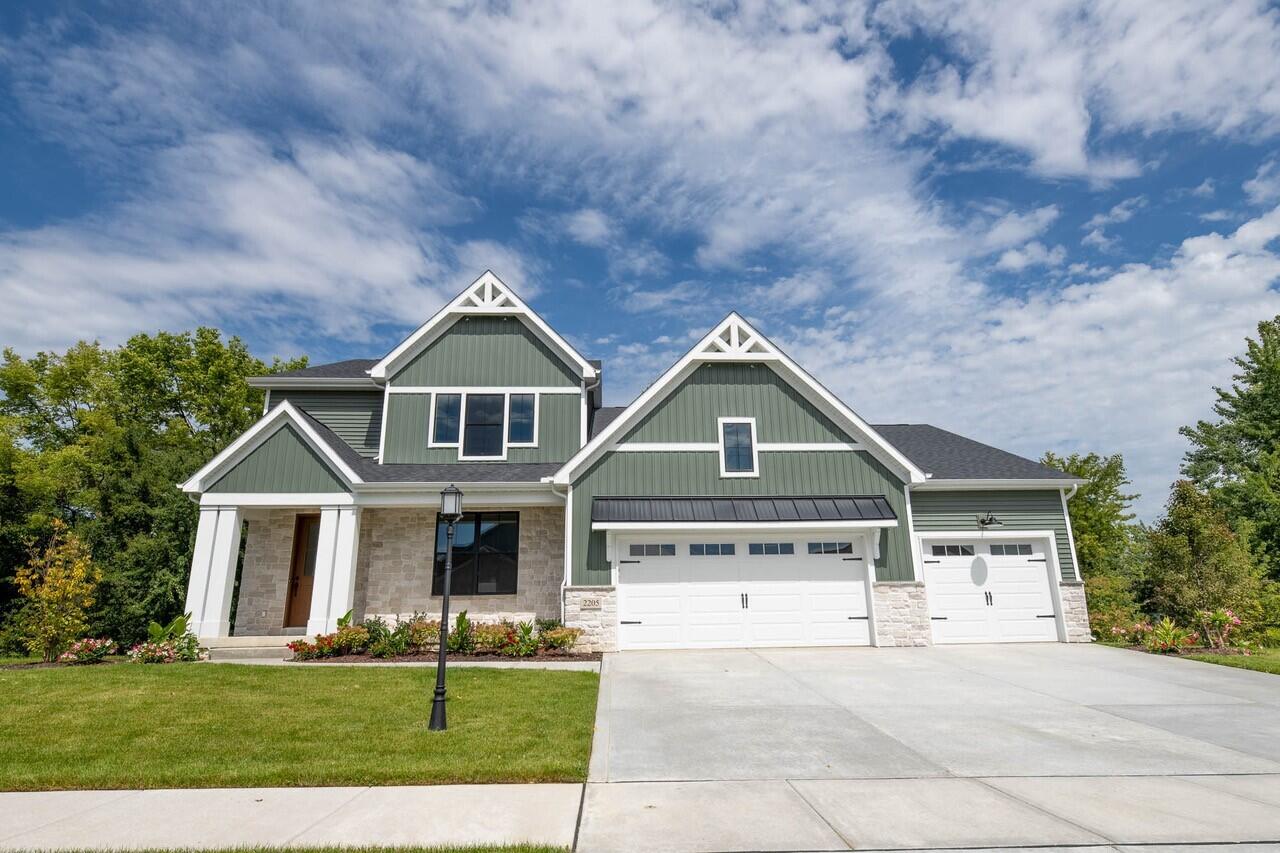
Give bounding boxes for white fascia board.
[388,385,580,395]
[553,312,925,484]
[912,478,1086,490]
[593,519,899,532]
[368,271,596,382]
[613,441,863,452]
[200,492,355,508]
[246,377,380,390]
[180,401,363,493]
[914,528,1057,543]
[353,483,564,507]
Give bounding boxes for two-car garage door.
[616,535,872,650]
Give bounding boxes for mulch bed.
[1125,644,1251,656]
[293,651,602,663]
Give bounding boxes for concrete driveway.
[578,643,1280,852]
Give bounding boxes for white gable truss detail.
[180,401,362,494]
[368,270,597,382]
[551,313,927,485]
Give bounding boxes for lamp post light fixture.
[429,484,464,731]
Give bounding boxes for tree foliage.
[14,520,100,661]
[1182,315,1280,575]
[0,329,304,645]
[1041,451,1138,578]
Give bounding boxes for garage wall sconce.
[977,512,1003,530]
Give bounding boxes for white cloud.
[1245,159,1280,205]
[981,205,1059,252]
[1081,196,1145,251]
[1199,210,1235,222]
[564,209,613,247]
[1191,179,1216,198]
[995,241,1066,271]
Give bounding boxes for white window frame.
[506,392,540,448]
[458,392,512,461]
[717,416,759,478]
[427,392,464,448]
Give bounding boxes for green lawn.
[0,654,40,666]
[0,663,598,791]
[1185,647,1280,675]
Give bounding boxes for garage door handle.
[847,615,868,620]
[923,559,940,564]
[1036,614,1056,619]
[842,557,863,561]
[620,559,641,564]
[620,620,643,625]
[1028,558,1047,563]
[930,616,948,621]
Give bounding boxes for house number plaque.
[580,597,602,610]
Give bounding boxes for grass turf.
[0,663,598,791]
[1185,647,1280,675]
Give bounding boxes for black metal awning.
[591,495,897,524]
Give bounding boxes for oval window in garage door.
[970,555,989,585]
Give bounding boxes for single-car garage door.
[922,537,1060,644]
[616,535,872,650]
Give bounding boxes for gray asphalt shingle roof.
[592,495,897,523]
[268,359,379,379]
[871,423,1075,481]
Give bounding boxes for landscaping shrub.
[473,621,510,654]
[1084,573,1143,642]
[447,610,475,653]
[536,617,563,633]
[333,624,370,655]
[501,621,539,657]
[1108,620,1152,645]
[57,637,117,664]
[13,521,101,662]
[1197,608,1243,649]
[404,616,440,652]
[128,641,179,663]
[539,626,583,652]
[360,615,391,645]
[287,639,319,660]
[1144,617,1198,653]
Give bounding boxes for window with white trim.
[719,417,758,477]
[808,542,854,555]
[748,542,795,555]
[462,394,505,457]
[508,394,536,445]
[629,543,676,557]
[432,393,461,445]
[689,543,736,556]
[990,543,1033,556]
[931,544,975,557]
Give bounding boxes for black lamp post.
[429,484,464,731]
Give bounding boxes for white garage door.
[616,535,872,650]
[922,538,1059,644]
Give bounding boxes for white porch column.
[184,506,244,639]
[307,506,361,635]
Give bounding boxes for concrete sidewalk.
[0,784,582,850]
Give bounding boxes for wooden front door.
[284,515,321,628]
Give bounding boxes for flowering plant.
[539,626,583,652]
[1197,608,1243,649]
[57,637,117,664]
[129,641,178,663]
[1109,620,1153,645]
[1144,617,1197,653]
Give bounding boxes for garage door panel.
[924,539,1060,645]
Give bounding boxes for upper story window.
[462,394,505,458]
[432,394,462,445]
[508,394,536,445]
[718,417,758,477]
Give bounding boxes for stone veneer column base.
[870,582,932,647]
[1059,582,1092,642]
[564,586,617,652]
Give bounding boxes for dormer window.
[718,417,758,477]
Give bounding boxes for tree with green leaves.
[1182,315,1280,576]
[1041,451,1139,578]
[1145,480,1267,626]
[0,329,305,645]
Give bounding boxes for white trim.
[388,385,579,395]
[180,401,362,493]
[200,492,354,507]
[247,377,379,390]
[903,487,923,582]
[1060,488,1083,582]
[718,416,760,478]
[613,441,863,453]
[579,384,588,448]
[915,478,1086,490]
[562,485,575,591]
[457,392,510,461]
[369,271,597,382]
[376,384,390,463]
[593,519,899,532]
[552,313,926,485]
[427,391,461,448]
[506,392,539,448]
[915,528,1068,642]
[863,531,880,647]
[262,389,271,416]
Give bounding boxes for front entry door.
[284,514,321,628]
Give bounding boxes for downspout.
[1064,482,1079,500]
[548,480,571,621]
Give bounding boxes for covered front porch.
[184,497,567,641]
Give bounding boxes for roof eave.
[246,377,381,389]
[912,477,1086,490]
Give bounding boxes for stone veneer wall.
[1059,582,1092,642]
[235,509,299,636]
[563,586,617,652]
[354,506,564,623]
[870,582,932,647]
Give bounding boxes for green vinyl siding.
[391,316,580,387]
[569,450,911,585]
[207,424,349,493]
[911,490,1076,581]
[271,390,383,458]
[623,363,850,443]
[383,392,580,464]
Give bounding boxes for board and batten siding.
[623,363,849,443]
[270,390,383,458]
[910,490,1076,581]
[207,424,349,494]
[390,316,581,387]
[382,392,580,464]
[569,450,912,585]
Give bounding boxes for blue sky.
[2,1,1280,518]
